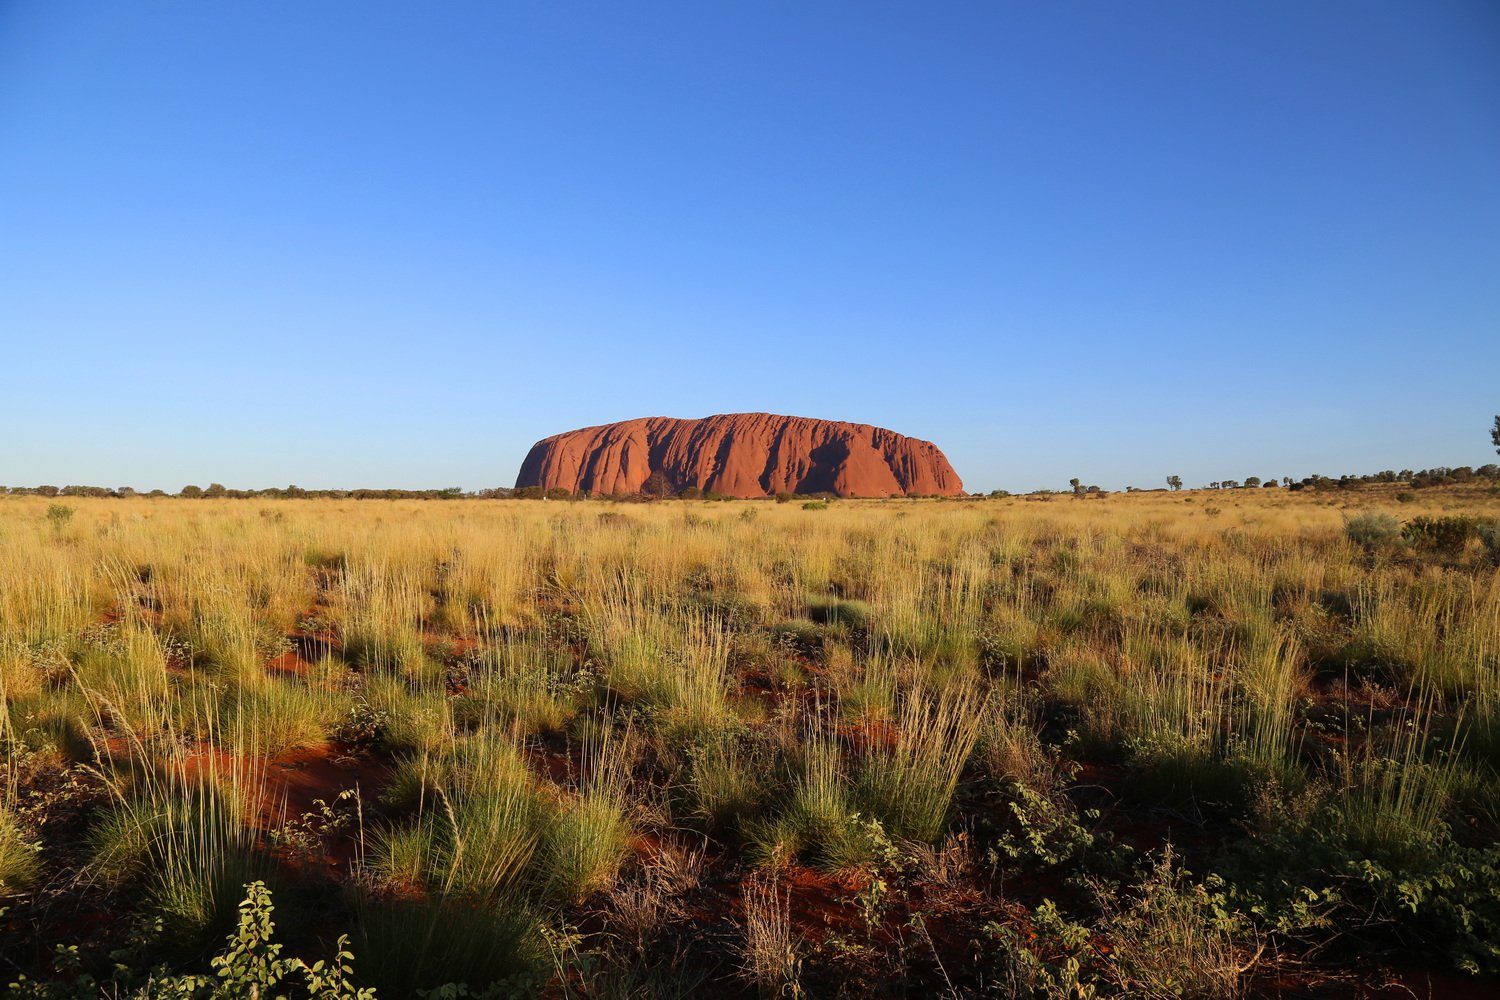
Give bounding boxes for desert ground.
[2,487,1497,998]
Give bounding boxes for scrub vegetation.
[1,487,1497,997]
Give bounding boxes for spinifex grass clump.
[538,723,635,902]
[353,897,544,996]
[746,735,873,872]
[853,681,985,842]
[88,748,267,952]
[371,736,545,900]
[0,791,40,893]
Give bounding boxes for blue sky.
[2,1,1497,493]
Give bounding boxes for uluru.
[515,413,965,498]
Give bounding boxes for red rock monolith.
[515,413,964,498]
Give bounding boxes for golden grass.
[1,485,1496,990]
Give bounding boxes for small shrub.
[806,598,872,631]
[1099,846,1251,997]
[1475,518,1499,563]
[800,500,828,511]
[45,504,74,528]
[1403,515,1480,557]
[1344,512,1402,553]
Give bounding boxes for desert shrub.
[800,501,828,511]
[806,597,872,631]
[769,620,824,659]
[994,782,1099,870]
[1343,512,1402,553]
[1230,725,1500,974]
[1403,515,1480,557]
[1099,847,1250,998]
[984,899,1102,999]
[1478,519,1500,563]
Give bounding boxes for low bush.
[1403,515,1480,557]
[1344,512,1402,553]
[806,598,872,631]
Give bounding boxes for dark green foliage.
[806,598,872,631]
[1403,516,1480,556]
[351,896,543,997]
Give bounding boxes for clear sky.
[2,1,1497,493]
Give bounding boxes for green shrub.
[1403,515,1480,557]
[1098,847,1249,997]
[1344,512,1402,553]
[1478,519,1500,563]
[807,598,872,631]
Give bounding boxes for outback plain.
[2,486,1498,998]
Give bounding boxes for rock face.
[515,413,964,498]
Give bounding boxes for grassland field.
[1,488,1498,998]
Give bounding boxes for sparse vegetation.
[1,487,1497,996]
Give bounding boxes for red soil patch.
[263,742,387,827]
[267,650,313,677]
[838,719,901,753]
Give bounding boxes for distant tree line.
[0,482,898,502]
[1,484,477,500]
